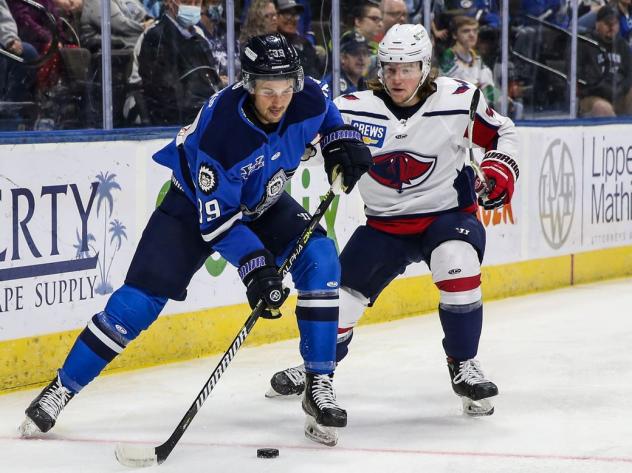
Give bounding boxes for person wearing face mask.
[268,25,520,420]
[199,0,240,86]
[134,0,221,125]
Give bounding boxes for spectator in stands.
[579,0,632,44]
[239,0,277,46]
[379,0,408,39]
[276,0,321,78]
[439,16,496,104]
[80,0,153,51]
[241,0,313,44]
[323,31,370,95]
[7,0,72,53]
[0,0,37,119]
[136,0,221,125]
[348,1,382,56]
[432,0,500,45]
[199,0,240,85]
[578,5,632,116]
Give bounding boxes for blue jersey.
[153,77,344,266]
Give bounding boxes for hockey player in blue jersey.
[19,34,372,447]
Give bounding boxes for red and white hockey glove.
[474,151,519,210]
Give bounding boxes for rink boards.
[1,122,631,392]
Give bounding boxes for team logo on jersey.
[243,169,289,217]
[369,151,436,192]
[198,163,218,194]
[351,120,387,148]
[342,94,359,100]
[453,79,471,95]
[241,155,265,180]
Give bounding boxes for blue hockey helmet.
[241,34,304,93]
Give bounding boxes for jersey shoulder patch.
[334,91,389,122]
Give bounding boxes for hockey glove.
[238,249,289,319]
[321,125,372,194]
[474,151,519,210]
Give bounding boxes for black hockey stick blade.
[114,176,342,467]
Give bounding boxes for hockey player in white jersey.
[267,24,519,416]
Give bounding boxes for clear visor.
[381,62,422,80]
[243,69,304,95]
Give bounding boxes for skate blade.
[462,397,494,417]
[304,415,338,447]
[18,418,43,438]
[265,387,303,399]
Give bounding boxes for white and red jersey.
[333,76,519,235]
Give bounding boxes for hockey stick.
[114,175,342,468]
[467,88,494,203]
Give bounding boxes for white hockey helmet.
[378,24,433,86]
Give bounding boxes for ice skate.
[19,375,74,437]
[302,372,346,446]
[266,364,305,398]
[447,357,498,416]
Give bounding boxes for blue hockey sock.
[439,301,483,361]
[60,285,167,392]
[296,292,339,374]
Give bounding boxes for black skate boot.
[266,364,306,398]
[447,357,498,416]
[302,373,346,446]
[19,375,75,437]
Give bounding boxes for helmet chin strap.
[379,65,426,105]
[382,77,424,105]
[401,78,424,104]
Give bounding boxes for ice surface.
[1,278,631,472]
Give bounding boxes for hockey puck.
[257,448,279,459]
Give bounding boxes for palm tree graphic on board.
[73,229,96,259]
[105,219,128,289]
[94,171,123,295]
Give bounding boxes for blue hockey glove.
[321,125,373,193]
[238,249,289,319]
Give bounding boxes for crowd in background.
[0,0,630,131]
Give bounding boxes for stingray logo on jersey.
[538,138,576,249]
[198,164,218,195]
[351,120,386,148]
[369,151,436,192]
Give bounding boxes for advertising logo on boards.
[538,139,576,249]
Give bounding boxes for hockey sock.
[438,301,483,361]
[335,327,354,363]
[296,291,339,374]
[60,284,167,392]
